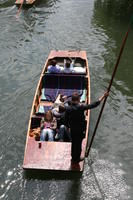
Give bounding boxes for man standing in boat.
[65,91,108,163]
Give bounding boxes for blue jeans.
[58,125,71,142]
[40,129,54,141]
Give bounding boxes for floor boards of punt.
[23,137,86,171]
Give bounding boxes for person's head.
[71,92,80,104]
[59,104,66,113]
[51,59,57,66]
[60,94,67,102]
[44,110,53,121]
[65,61,71,68]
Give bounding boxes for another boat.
[15,0,36,6]
[23,50,90,172]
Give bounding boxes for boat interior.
[29,57,89,142]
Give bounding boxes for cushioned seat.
[59,89,82,98]
[37,105,52,114]
[41,74,85,102]
[80,89,86,102]
[41,88,59,102]
[41,88,83,102]
[73,67,86,74]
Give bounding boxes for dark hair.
[59,104,66,113]
[51,59,57,66]
[71,92,80,102]
[65,61,71,68]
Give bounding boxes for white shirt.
[63,60,74,73]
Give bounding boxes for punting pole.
[86,16,133,157]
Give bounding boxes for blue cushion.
[38,105,45,113]
[37,105,52,114]
[80,89,86,102]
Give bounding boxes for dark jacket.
[65,101,100,133]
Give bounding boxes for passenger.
[65,91,109,163]
[47,59,63,73]
[59,94,71,107]
[63,59,74,73]
[59,94,68,103]
[40,110,57,141]
[53,94,70,109]
[53,104,70,142]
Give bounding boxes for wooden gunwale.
[23,50,90,171]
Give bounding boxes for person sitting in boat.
[63,59,74,73]
[65,91,109,163]
[53,104,70,142]
[63,59,86,74]
[53,94,70,109]
[47,59,63,73]
[40,110,57,141]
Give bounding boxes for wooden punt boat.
[15,0,36,6]
[23,50,90,172]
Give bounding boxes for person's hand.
[62,95,67,101]
[99,91,109,102]
[60,95,67,102]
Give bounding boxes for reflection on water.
[0,0,15,8]
[94,0,133,20]
[91,1,133,199]
[93,0,133,96]
[0,0,133,199]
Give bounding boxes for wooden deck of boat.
[23,138,87,171]
[15,0,36,5]
[48,50,87,60]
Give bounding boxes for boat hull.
[23,50,90,172]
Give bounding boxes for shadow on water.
[14,0,57,9]
[23,167,82,199]
[94,0,133,21]
[24,169,82,199]
[34,0,58,7]
[87,160,105,199]
[0,0,15,8]
[0,0,57,10]
[24,169,82,180]
[66,178,81,200]
[92,0,133,96]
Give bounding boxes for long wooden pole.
[86,25,131,157]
